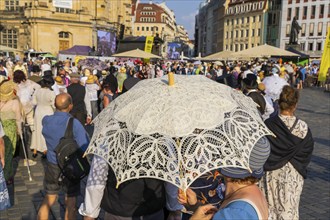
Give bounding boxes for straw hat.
[0,75,8,84]
[70,73,80,78]
[0,80,16,102]
[102,70,108,76]
[84,69,91,77]
[86,75,97,84]
[55,76,64,85]
[119,67,126,73]
[258,83,266,92]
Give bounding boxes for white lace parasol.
[85,75,273,190]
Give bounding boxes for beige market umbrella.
[234,44,299,58]
[201,51,234,61]
[112,48,161,59]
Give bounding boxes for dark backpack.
[55,118,90,183]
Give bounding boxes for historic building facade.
[0,0,132,55]
[133,1,189,57]
[195,0,226,56]
[223,0,268,52]
[279,0,329,57]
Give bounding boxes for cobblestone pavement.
[0,87,329,220]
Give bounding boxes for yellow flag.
[318,27,330,82]
[144,36,154,53]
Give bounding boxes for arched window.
[1,29,18,48]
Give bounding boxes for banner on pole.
[318,27,330,82]
[144,36,154,53]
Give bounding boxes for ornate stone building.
[279,0,329,58]
[0,0,133,55]
[223,0,268,52]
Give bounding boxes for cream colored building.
[0,0,132,56]
[133,2,176,40]
[223,0,268,52]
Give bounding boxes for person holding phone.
[179,137,270,220]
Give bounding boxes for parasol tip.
[168,72,175,86]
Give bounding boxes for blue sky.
[140,0,203,39]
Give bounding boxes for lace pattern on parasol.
[86,106,272,190]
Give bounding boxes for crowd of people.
[0,54,318,219]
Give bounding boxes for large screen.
[97,30,117,56]
[167,42,182,60]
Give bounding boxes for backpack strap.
[64,117,74,139]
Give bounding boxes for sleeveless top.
[213,198,262,220]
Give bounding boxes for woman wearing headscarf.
[30,77,56,158]
[260,85,314,220]
[0,80,23,184]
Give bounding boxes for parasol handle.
[168,72,174,86]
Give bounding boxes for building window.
[319,5,324,18]
[241,30,244,37]
[137,27,140,31]
[1,29,18,49]
[227,20,229,26]
[308,42,313,50]
[236,18,239,25]
[295,7,300,19]
[296,0,300,3]
[309,23,314,36]
[56,7,73,13]
[5,0,19,11]
[300,42,305,51]
[236,30,239,38]
[287,8,292,21]
[59,32,70,39]
[235,44,239,52]
[247,17,250,23]
[328,4,330,18]
[241,17,244,24]
[311,5,316,19]
[286,24,291,37]
[257,28,261,36]
[318,22,323,36]
[240,44,244,50]
[146,27,149,31]
[142,27,145,31]
[301,23,306,36]
[252,29,255,37]
[251,43,254,47]
[253,16,256,22]
[246,29,249,37]
[303,6,307,19]
[288,0,292,4]
[226,45,228,50]
[245,44,248,49]
[317,42,322,50]
[230,44,233,51]
[258,15,261,22]
[226,32,228,39]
